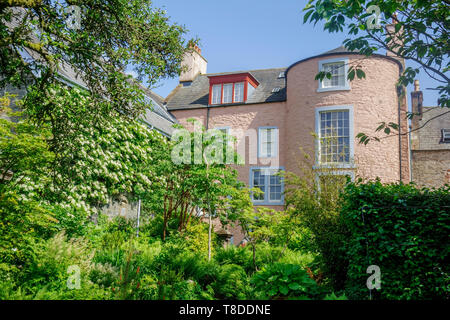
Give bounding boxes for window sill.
[317,86,351,93]
[313,163,356,170]
[252,200,284,206]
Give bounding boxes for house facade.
[165,45,412,218]
[410,80,450,188]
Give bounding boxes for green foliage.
[215,245,253,270]
[284,153,351,291]
[304,0,449,108]
[251,263,322,300]
[0,192,57,268]
[21,232,111,299]
[1,0,190,119]
[212,264,250,300]
[341,180,450,300]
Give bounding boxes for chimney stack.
[179,43,207,83]
[385,12,404,66]
[411,79,423,118]
[410,79,423,150]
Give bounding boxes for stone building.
[410,80,450,188]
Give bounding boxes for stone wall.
[412,150,450,188]
[100,195,139,221]
[410,104,450,188]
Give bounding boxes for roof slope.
[166,68,287,111]
[322,45,360,55]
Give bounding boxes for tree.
[0,0,190,121]
[1,88,167,217]
[283,151,350,291]
[237,207,285,271]
[143,122,253,245]
[303,0,449,143]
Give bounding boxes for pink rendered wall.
[171,53,410,202]
[285,54,410,183]
[172,102,287,211]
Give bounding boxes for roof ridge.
[203,67,287,77]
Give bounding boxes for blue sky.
[150,0,440,107]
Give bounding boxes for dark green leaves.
[304,0,449,111]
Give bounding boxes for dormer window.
[208,73,259,105]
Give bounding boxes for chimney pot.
[414,80,420,92]
[392,12,398,24]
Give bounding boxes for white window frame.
[249,167,285,205]
[315,105,354,169]
[442,129,450,143]
[317,58,350,92]
[258,126,279,158]
[214,126,231,147]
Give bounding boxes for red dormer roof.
[208,72,260,88]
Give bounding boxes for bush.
[212,264,250,300]
[251,263,322,300]
[341,180,450,300]
[21,232,111,299]
[284,161,351,291]
[215,245,252,269]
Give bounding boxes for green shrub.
[0,193,58,268]
[251,263,322,300]
[212,264,250,300]
[278,249,316,268]
[342,181,450,300]
[215,245,252,269]
[284,163,351,291]
[21,232,111,299]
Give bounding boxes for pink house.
[165,45,410,213]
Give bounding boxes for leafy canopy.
[304,0,449,108]
[0,0,191,119]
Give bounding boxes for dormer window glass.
[223,83,233,103]
[208,73,259,105]
[212,85,222,104]
[234,82,244,103]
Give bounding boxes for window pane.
[259,128,277,158]
[234,82,244,102]
[212,85,222,104]
[322,62,345,88]
[269,170,282,201]
[319,110,350,164]
[223,83,233,104]
[252,170,265,200]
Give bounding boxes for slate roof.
[166,68,287,111]
[141,108,176,136]
[322,46,360,55]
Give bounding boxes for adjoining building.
[410,80,450,188]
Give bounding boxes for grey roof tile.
[323,46,360,54]
[141,109,176,136]
[166,68,287,110]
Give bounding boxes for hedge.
[341,180,450,300]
